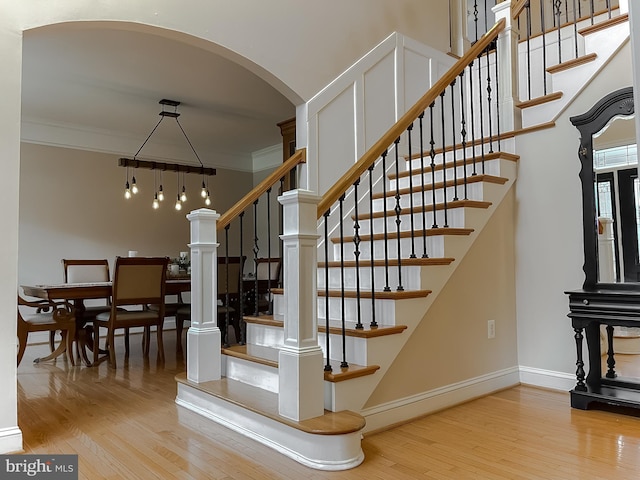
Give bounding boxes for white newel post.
[493,0,522,132]
[278,190,325,421]
[186,208,221,383]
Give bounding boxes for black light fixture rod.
[118,157,216,176]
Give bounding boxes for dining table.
[21,278,191,366]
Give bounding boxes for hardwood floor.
[16,334,640,479]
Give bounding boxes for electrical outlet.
[487,319,496,339]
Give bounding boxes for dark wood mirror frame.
[570,86,635,290]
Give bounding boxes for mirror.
[571,87,636,289]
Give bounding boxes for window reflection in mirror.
[593,115,638,283]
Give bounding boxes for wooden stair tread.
[243,315,408,339]
[323,361,381,383]
[319,257,455,268]
[355,199,492,221]
[319,324,407,338]
[222,344,278,368]
[516,91,563,109]
[579,13,628,36]
[333,227,474,243]
[546,53,597,74]
[175,373,366,435]
[371,174,508,200]
[318,289,431,300]
[400,150,519,174]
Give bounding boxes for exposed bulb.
[180,186,187,202]
[131,176,138,194]
[175,195,182,211]
[158,185,165,201]
[205,195,211,206]
[201,180,207,198]
[152,193,160,209]
[124,181,132,199]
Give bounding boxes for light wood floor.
[16,334,640,479]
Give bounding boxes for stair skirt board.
[0,427,23,455]
[360,366,520,434]
[176,383,365,471]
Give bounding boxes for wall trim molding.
[0,427,23,454]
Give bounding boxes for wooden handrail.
[316,18,506,219]
[217,148,306,230]
[511,0,528,20]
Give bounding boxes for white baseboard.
[518,366,575,392]
[361,367,520,433]
[0,427,23,454]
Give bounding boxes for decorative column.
[493,0,522,132]
[186,208,221,383]
[278,190,325,421]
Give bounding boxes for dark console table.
[567,289,640,410]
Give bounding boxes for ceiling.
[20,23,296,172]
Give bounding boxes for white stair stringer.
[322,153,517,413]
[521,16,629,128]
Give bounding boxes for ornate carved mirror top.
[571,87,637,289]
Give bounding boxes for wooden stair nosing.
[222,344,278,369]
[400,150,519,173]
[318,289,431,300]
[176,373,366,435]
[546,53,597,74]
[578,13,628,36]
[319,257,455,268]
[332,227,474,244]
[516,91,563,109]
[319,324,408,339]
[371,174,508,200]
[243,314,408,339]
[354,199,492,222]
[323,361,381,383]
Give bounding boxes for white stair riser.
[318,265,422,291]
[395,158,504,190]
[319,332,368,365]
[318,296,398,327]
[373,182,487,211]
[223,355,279,393]
[246,323,284,349]
[332,235,445,261]
[357,208,467,234]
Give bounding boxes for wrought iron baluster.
[555,0,563,64]
[253,200,260,316]
[382,150,391,292]
[238,212,245,345]
[353,179,363,330]
[539,0,548,96]
[440,91,449,228]
[338,194,348,368]
[468,62,478,175]
[525,2,533,100]
[590,0,595,25]
[393,137,404,291]
[429,103,439,226]
[572,0,579,59]
[223,226,231,347]
[485,46,493,156]
[407,123,416,258]
[450,80,459,201]
[477,50,486,173]
[367,164,378,328]
[418,112,429,258]
[473,0,479,42]
[323,209,332,372]
[459,72,469,200]
[266,187,274,314]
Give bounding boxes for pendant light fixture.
[119,99,216,210]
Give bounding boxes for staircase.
[175,1,630,471]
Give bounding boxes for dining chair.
[91,256,169,368]
[17,294,76,367]
[252,257,282,315]
[175,255,245,349]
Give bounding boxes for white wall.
[515,42,634,385]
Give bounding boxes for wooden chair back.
[111,256,168,310]
[63,259,110,283]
